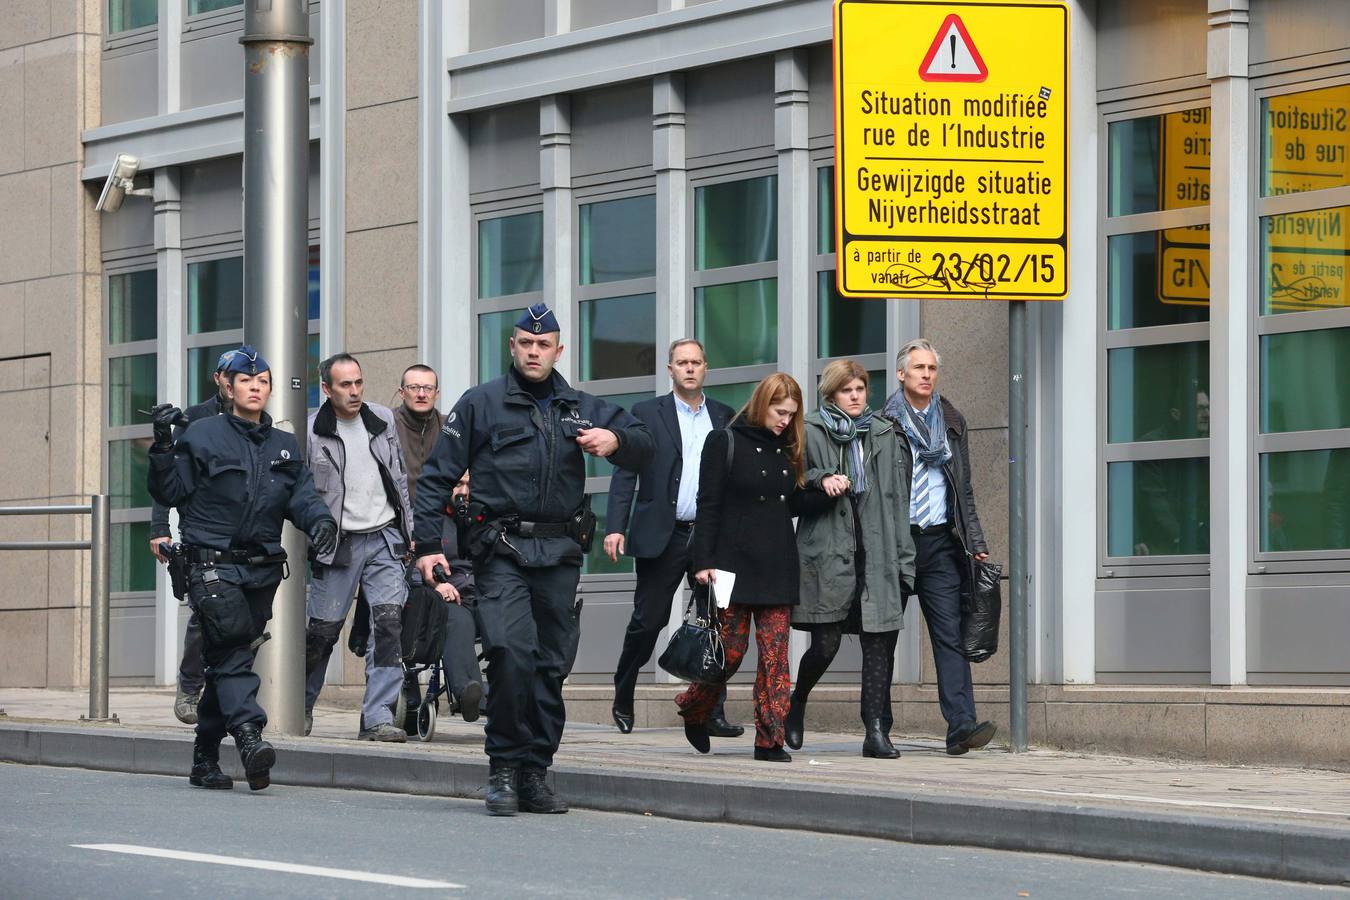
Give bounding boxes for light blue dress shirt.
[674,393,714,523]
[907,400,950,528]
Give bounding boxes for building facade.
[2,0,1348,765]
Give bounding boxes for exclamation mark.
[950,33,957,68]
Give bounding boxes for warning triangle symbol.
[918,14,988,83]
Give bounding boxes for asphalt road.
[2,763,1344,899]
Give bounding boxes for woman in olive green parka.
[790,360,916,758]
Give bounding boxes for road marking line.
[1008,788,1350,819]
[72,844,463,889]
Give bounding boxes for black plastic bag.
[960,559,1003,663]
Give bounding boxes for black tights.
[793,623,900,726]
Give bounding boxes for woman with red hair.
[676,373,812,762]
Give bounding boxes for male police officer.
[149,348,238,725]
[414,303,653,816]
[148,346,337,792]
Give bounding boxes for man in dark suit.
[604,338,743,737]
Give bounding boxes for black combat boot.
[861,718,901,759]
[517,766,568,814]
[485,764,518,816]
[188,737,234,790]
[230,722,276,792]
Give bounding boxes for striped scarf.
[817,403,872,495]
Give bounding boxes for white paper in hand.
[712,569,736,608]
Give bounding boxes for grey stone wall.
[0,0,103,687]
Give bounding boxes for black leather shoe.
[862,718,900,759]
[458,682,483,723]
[682,719,711,754]
[230,722,275,791]
[517,767,569,814]
[946,720,997,756]
[784,695,806,750]
[706,714,745,739]
[188,738,234,790]
[753,745,792,762]
[485,765,518,816]
[611,706,634,734]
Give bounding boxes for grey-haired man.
[884,338,997,755]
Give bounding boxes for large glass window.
[187,257,243,334]
[111,521,155,593]
[108,439,152,510]
[477,308,524,383]
[189,0,242,14]
[576,193,657,387]
[108,0,156,33]
[109,270,157,344]
[108,355,156,427]
[579,293,656,381]
[479,212,543,299]
[1107,458,1209,557]
[695,176,777,270]
[1261,449,1350,552]
[1102,105,1212,564]
[580,195,656,285]
[695,279,778,368]
[1256,84,1350,562]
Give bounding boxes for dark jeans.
[793,624,899,729]
[913,527,976,740]
[613,523,728,719]
[441,586,483,699]
[177,610,204,695]
[474,555,582,770]
[192,569,278,743]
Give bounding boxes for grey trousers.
[304,526,408,727]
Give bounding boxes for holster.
[165,544,190,601]
[455,497,502,565]
[569,496,597,554]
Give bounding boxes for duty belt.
[500,520,571,539]
[184,546,288,565]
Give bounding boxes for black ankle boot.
[753,745,792,762]
[517,766,568,814]
[485,764,518,816]
[785,695,806,750]
[188,738,234,790]
[230,722,276,791]
[862,718,900,759]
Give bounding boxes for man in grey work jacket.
[303,352,415,742]
[414,303,654,817]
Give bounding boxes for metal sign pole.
[1008,300,1028,752]
[242,0,312,736]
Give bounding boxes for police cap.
[223,344,270,377]
[514,303,560,335]
[214,349,238,372]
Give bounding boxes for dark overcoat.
[692,422,802,607]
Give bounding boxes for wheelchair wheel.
[396,674,421,736]
[417,700,437,742]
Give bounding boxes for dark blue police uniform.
[148,349,334,791]
[413,306,653,813]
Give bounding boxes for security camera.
[96,153,153,213]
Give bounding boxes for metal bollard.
[86,494,113,722]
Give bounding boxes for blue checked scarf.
[884,390,952,469]
[817,402,872,495]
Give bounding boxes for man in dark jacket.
[414,303,653,817]
[148,347,237,725]
[604,338,741,737]
[884,338,997,756]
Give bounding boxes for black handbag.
[960,559,1003,663]
[658,588,728,685]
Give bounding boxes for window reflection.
[1107,458,1209,557]
[1108,343,1210,443]
[579,293,656,381]
[1260,205,1350,315]
[1262,86,1350,198]
[1261,449,1350,552]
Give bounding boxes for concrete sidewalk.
[2,687,1348,886]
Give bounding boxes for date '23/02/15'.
[880,251,1058,296]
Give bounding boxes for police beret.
[515,303,560,335]
[223,344,270,376]
[214,349,238,372]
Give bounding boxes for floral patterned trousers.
[675,603,792,749]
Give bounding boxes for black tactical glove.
[309,519,338,558]
[150,403,183,449]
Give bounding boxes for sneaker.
[357,722,407,742]
[173,688,200,725]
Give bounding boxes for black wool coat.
[692,422,803,607]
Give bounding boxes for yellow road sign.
[834,0,1069,300]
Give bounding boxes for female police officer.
[148,345,337,792]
